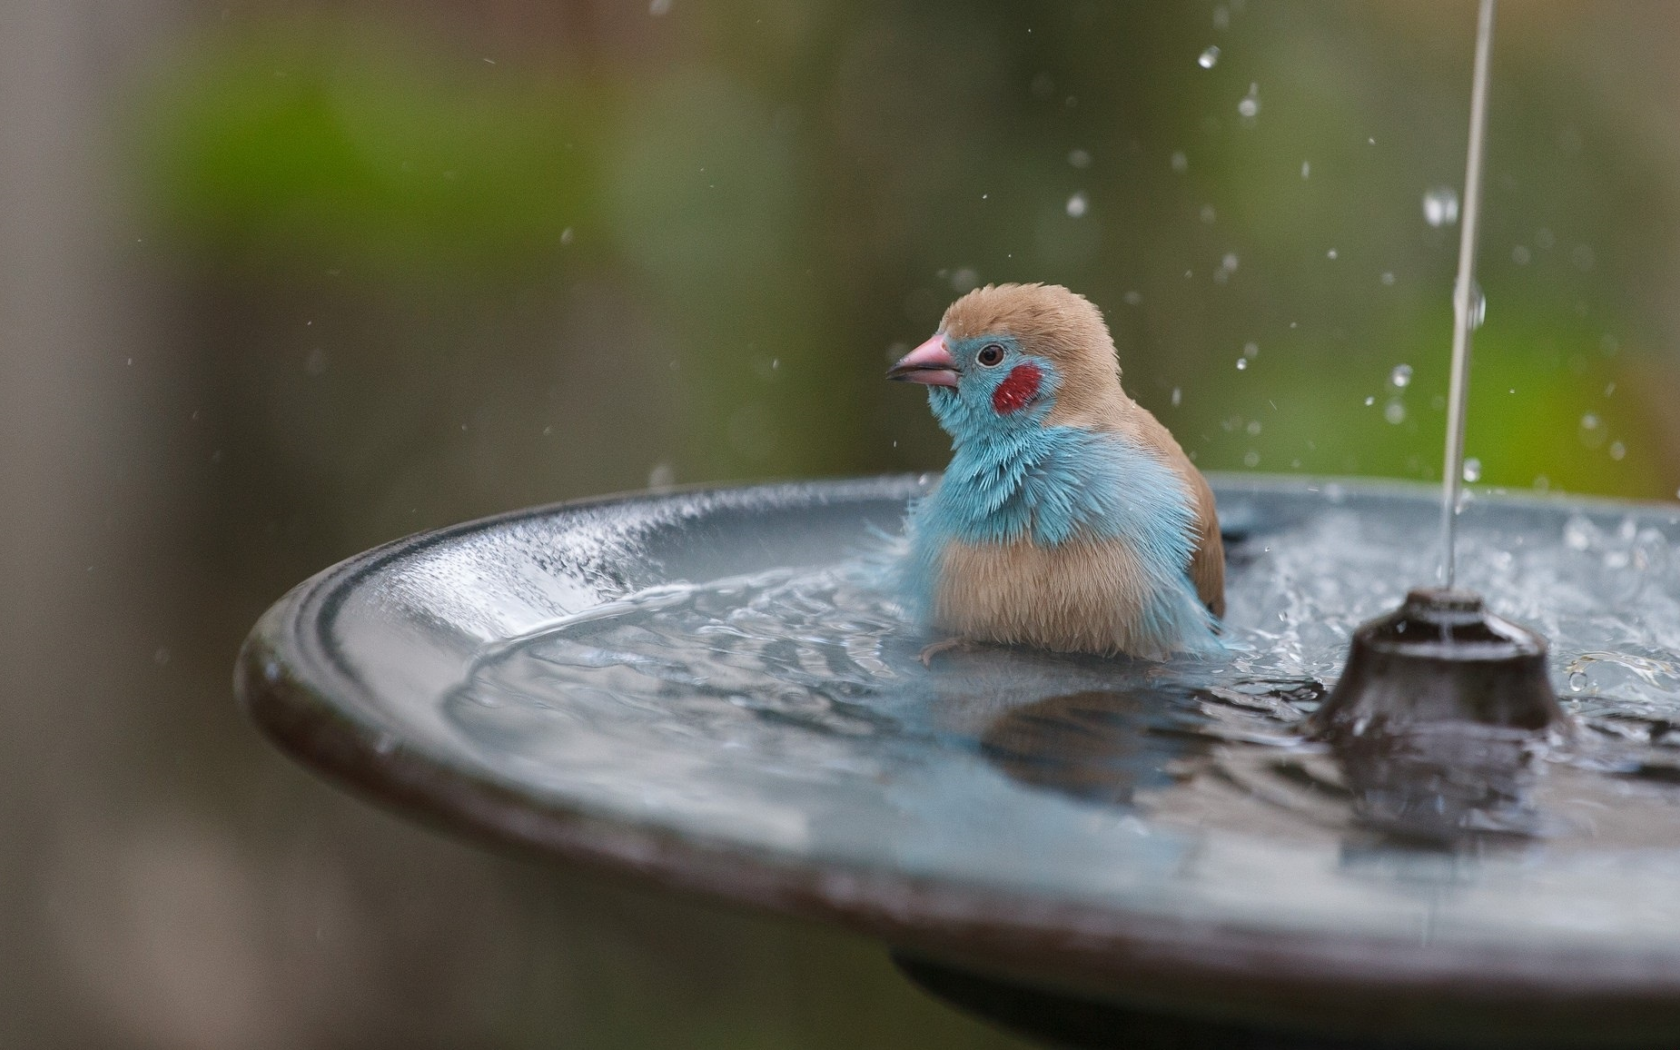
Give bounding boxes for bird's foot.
[919,637,972,668]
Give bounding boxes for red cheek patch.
[991,363,1042,414]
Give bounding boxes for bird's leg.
[918,637,972,668]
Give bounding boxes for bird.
[886,282,1224,659]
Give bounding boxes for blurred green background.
[4,1,1680,1046]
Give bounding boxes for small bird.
[887,283,1225,658]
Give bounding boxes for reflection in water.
[1332,725,1544,844]
[977,685,1676,853]
[979,689,1209,808]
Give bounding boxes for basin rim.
[235,473,1680,1046]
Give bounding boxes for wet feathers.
[891,283,1225,658]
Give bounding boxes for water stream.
[1438,0,1496,588]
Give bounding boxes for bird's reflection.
[978,688,1212,808]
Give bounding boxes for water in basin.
[442,487,1680,874]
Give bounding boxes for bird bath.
[237,473,1680,1048]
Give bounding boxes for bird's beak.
[886,333,958,388]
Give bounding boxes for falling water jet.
[1312,0,1567,753]
[1439,0,1495,589]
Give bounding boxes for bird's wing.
[1123,409,1226,618]
[1184,465,1226,618]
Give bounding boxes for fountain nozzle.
[1312,588,1566,741]
[1312,588,1568,841]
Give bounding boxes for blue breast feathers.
[899,422,1217,651]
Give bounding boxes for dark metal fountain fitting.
[1311,587,1567,741]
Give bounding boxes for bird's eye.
[976,344,1005,367]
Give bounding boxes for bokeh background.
[5,0,1680,1046]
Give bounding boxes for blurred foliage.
[140,2,1680,529]
[144,24,602,277]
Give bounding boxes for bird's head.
[887,283,1127,444]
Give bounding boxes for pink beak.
[886,333,958,388]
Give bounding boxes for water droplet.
[1301,160,1311,179]
[1610,441,1626,461]
[1512,245,1531,265]
[1213,5,1230,30]
[1246,420,1262,436]
[1123,290,1142,305]
[1579,413,1606,449]
[1243,450,1260,468]
[1222,253,1239,272]
[1384,399,1406,425]
[1462,457,1482,483]
[1242,342,1258,359]
[1171,387,1182,407]
[1468,288,1487,329]
[1198,46,1221,68]
[1535,227,1556,249]
[1068,148,1091,169]
[649,0,672,15]
[560,227,575,246]
[648,462,676,489]
[1326,248,1338,260]
[1422,186,1460,227]
[1170,151,1188,173]
[1390,364,1412,388]
[1364,396,1375,407]
[1569,671,1588,692]
[1066,191,1088,218]
[1199,204,1216,224]
[1235,357,1248,371]
[1237,91,1260,119]
[1534,475,1551,492]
